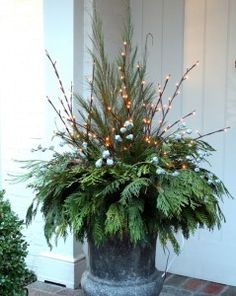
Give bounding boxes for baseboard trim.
[39,251,86,263]
[27,253,87,289]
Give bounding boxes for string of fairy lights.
[45,37,230,162]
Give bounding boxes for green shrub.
[0,190,36,296]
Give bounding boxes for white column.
[0,0,87,289]
[40,0,86,288]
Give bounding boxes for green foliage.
[13,5,232,254]
[15,140,231,254]
[0,191,36,296]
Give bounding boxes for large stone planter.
[81,235,164,296]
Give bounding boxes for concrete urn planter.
[81,235,164,296]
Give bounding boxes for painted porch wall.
[131,0,236,286]
[0,0,86,289]
[0,0,129,289]
[1,0,235,288]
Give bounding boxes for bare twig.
[147,75,170,135]
[194,127,230,140]
[159,110,196,137]
[156,62,199,137]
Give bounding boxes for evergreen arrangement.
[0,190,36,296]
[15,8,231,253]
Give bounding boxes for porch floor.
[27,274,236,296]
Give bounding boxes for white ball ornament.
[102,150,110,159]
[106,158,114,166]
[120,127,127,134]
[95,158,103,168]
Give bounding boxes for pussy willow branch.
[45,50,72,115]
[194,127,230,140]
[159,110,196,137]
[147,75,170,136]
[156,62,199,137]
[58,95,81,136]
[46,50,81,137]
[47,96,81,149]
[69,81,73,114]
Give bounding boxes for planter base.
[81,270,163,296]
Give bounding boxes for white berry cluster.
[115,120,134,143]
[95,150,114,168]
[31,144,54,153]
[150,156,179,177]
[185,149,211,170]
[171,122,193,140]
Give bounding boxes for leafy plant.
[0,190,36,296]
[14,5,231,254]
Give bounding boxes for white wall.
[131,0,236,286]
[172,0,236,285]
[0,0,130,288]
[0,0,86,289]
[131,0,185,122]
[0,2,46,259]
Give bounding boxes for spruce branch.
[86,60,96,139]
